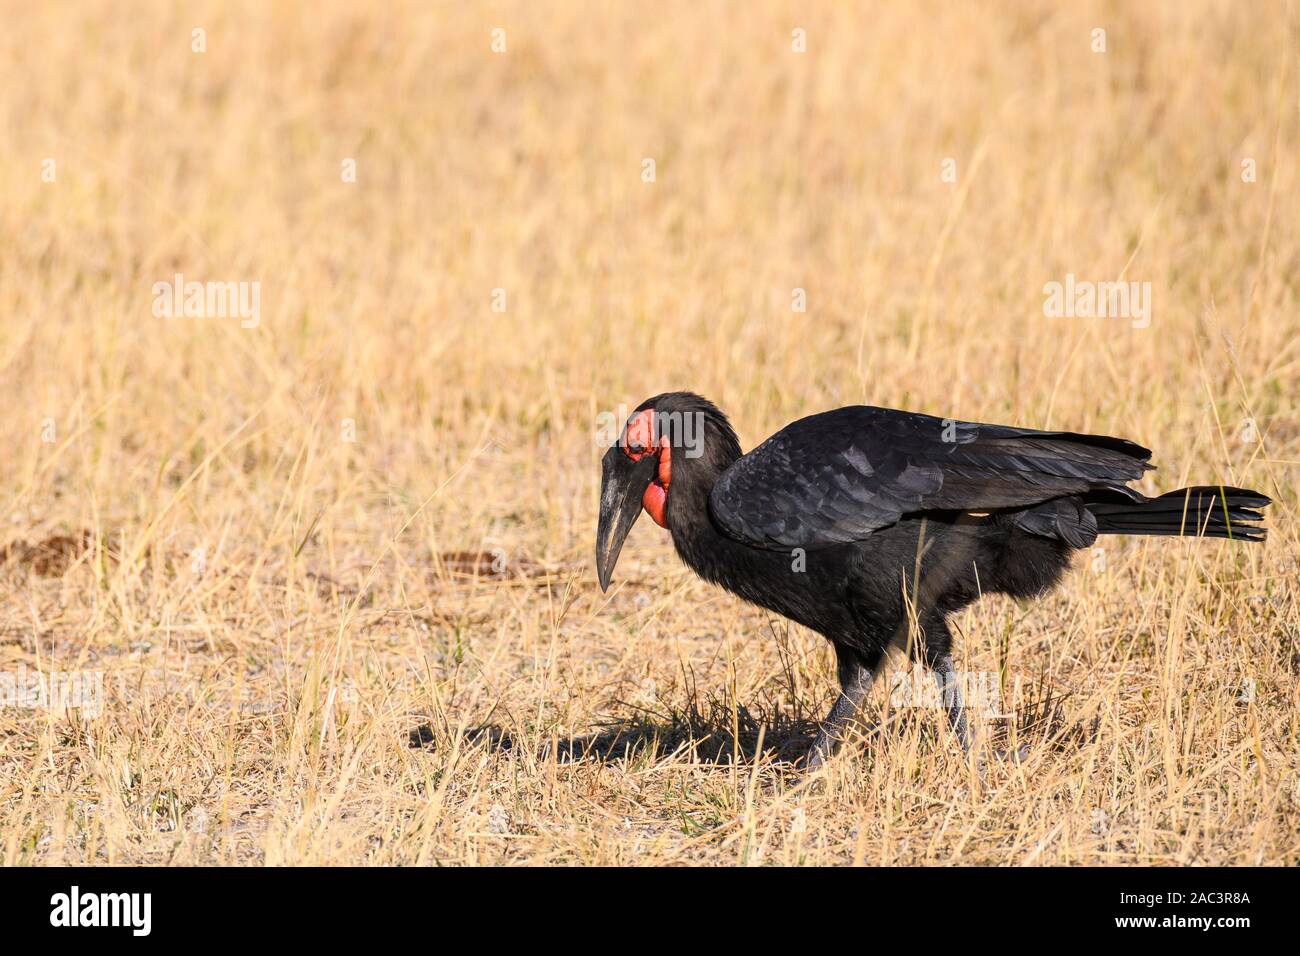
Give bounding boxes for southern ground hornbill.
[596,392,1270,769]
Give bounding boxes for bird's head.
[595,392,739,591]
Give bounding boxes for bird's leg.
[920,615,982,754]
[929,649,1028,763]
[804,646,877,771]
[929,652,973,753]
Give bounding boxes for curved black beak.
[596,446,658,591]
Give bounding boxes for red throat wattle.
[623,409,672,529]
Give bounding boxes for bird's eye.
[622,409,656,460]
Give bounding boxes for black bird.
[596,392,1270,768]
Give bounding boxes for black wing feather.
[709,406,1152,549]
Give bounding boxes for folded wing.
[708,406,1152,549]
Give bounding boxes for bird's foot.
[800,739,832,773]
[973,743,1030,772]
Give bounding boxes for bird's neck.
[663,437,748,587]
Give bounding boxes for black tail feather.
[1088,486,1270,541]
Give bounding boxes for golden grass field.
[0,0,1297,865]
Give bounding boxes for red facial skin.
[622,409,672,528]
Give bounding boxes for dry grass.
[1,0,1297,865]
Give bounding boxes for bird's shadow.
[409,694,820,766]
[407,671,1090,766]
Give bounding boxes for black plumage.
[595,392,1270,768]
